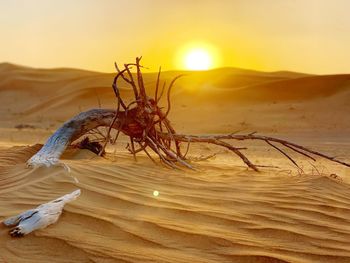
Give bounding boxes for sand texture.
[0,63,350,262]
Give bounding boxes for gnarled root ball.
[26,57,350,171]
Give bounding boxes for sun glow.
[176,42,221,71]
[184,49,212,70]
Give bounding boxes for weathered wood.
[27,109,120,168]
[26,58,350,171]
[3,189,81,237]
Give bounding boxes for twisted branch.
[28,57,350,172]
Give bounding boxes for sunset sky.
[1,0,350,74]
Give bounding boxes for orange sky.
[1,0,350,74]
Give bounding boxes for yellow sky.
[1,0,350,74]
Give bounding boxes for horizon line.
[0,61,320,75]
[3,61,350,76]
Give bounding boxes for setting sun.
[175,42,221,71]
[184,48,212,70]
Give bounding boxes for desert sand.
[0,62,350,262]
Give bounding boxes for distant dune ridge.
[0,63,350,262]
[0,62,349,135]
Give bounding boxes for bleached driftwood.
[27,109,121,168]
[26,58,350,171]
[26,107,350,171]
[3,189,81,237]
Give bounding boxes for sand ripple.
[1,146,350,262]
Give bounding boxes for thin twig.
[155,66,161,102]
[156,81,166,103]
[130,137,137,161]
[164,75,185,119]
[266,140,300,169]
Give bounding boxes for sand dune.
[0,64,349,262]
[1,145,350,262]
[0,63,349,137]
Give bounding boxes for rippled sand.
[0,144,349,263]
[0,64,349,262]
